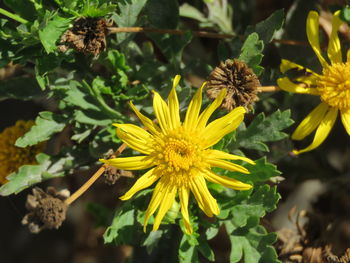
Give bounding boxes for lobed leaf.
[15,111,67,148]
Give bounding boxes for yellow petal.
[197,88,227,129]
[143,181,164,232]
[205,149,255,165]
[153,184,177,231]
[341,109,350,135]
[280,59,317,75]
[153,91,171,132]
[347,48,350,62]
[115,124,153,154]
[327,11,343,64]
[201,106,245,148]
[190,176,219,217]
[292,102,329,140]
[277,77,320,95]
[120,168,159,200]
[203,170,252,190]
[179,186,192,234]
[293,107,338,154]
[100,156,154,170]
[306,11,328,68]
[167,76,181,130]
[184,83,205,130]
[206,158,249,174]
[129,101,161,135]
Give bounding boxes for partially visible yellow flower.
[0,120,45,184]
[278,11,350,155]
[100,75,254,234]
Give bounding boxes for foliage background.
[1,0,350,262]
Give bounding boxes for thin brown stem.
[107,26,309,46]
[64,142,127,206]
[257,86,281,92]
[108,27,234,39]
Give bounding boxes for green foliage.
[15,111,67,147]
[38,13,72,54]
[239,33,264,75]
[0,153,72,196]
[0,1,299,261]
[234,110,294,152]
[245,9,284,45]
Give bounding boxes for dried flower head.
[0,120,46,184]
[59,17,112,56]
[22,187,70,233]
[206,59,260,111]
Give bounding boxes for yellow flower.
[0,120,45,184]
[100,75,254,234]
[278,11,350,155]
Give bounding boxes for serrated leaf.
[142,230,164,254]
[0,153,71,196]
[39,14,73,53]
[245,9,284,45]
[15,111,67,147]
[74,110,111,126]
[4,0,36,21]
[218,184,281,263]
[230,185,280,228]
[112,0,147,43]
[178,235,199,263]
[103,203,138,244]
[227,158,280,184]
[234,110,294,152]
[146,0,179,29]
[149,31,192,64]
[239,33,264,75]
[228,224,280,263]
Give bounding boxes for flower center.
[317,62,350,110]
[153,129,204,174]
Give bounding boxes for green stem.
[0,8,29,24]
[82,80,124,120]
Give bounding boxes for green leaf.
[149,31,192,65]
[39,14,73,53]
[0,77,42,101]
[0,153,72,196]
[142,230,164,254]
[178,235,199,263]
[103,202,139,244]
[222,185,281,263]
[74,110,112,126]
[234,110,294,152]
[245,9,284,45]
[227,224,280,263]
[239,33,264,75]
[226,158,280,184]
[145,0,179,29]
[4,0,36,21]
[112,0,147,43]
[15,111,67,147]
[179,3,207,23]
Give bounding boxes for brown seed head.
[206,59,261,111]
[22,187,69,233]
[59,17,112,56]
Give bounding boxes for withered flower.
[206,59,260,111]
[22,187,69,233]
[59,17,111,56]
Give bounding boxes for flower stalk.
[0,8,29,24]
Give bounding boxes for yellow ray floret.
[100,75,254,234]
[277,10,350,154]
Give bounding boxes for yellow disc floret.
[318,62,350,110]
[0,120,45,184]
